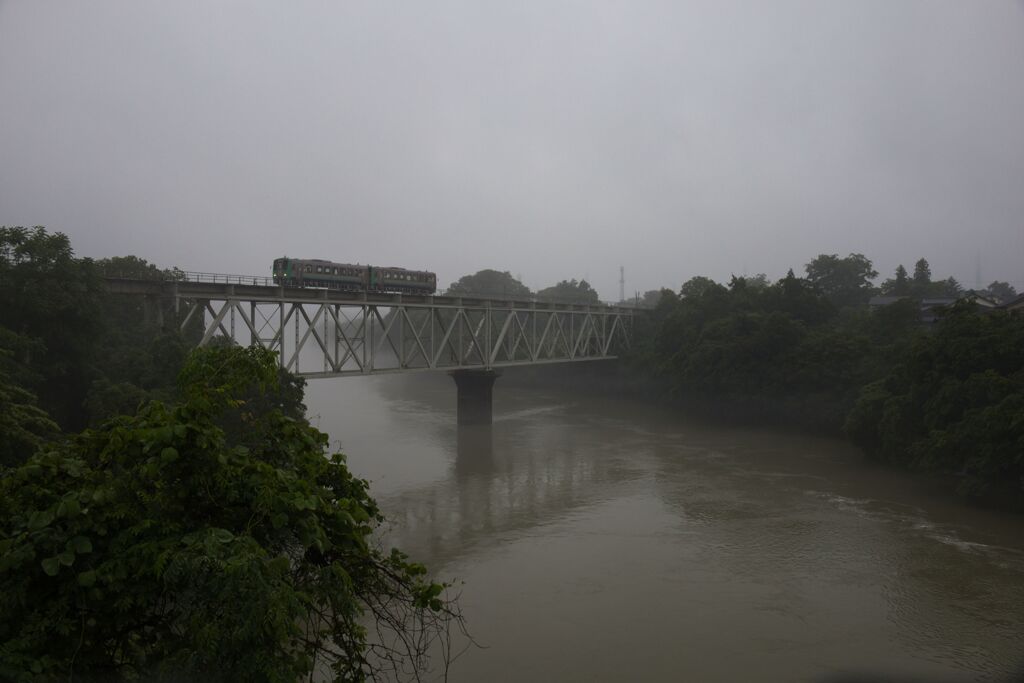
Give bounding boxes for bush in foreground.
[0,346,460,681]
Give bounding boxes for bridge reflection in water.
[363,376,632,568]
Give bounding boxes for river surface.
[304,370,1024,682]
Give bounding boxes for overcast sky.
[2,1,1022,299]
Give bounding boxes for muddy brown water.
[304,372,1024,682]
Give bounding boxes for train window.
[305,266,311,273]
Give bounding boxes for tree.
[880,265,910,296]
[0,346,461,681]
[96,255,186,282]
[744,273,770,290]
[634,289,666,308]
[772,270,835,324]
[804,253,878,309]
[536,279,600,304]
[446,269,531,298]
[0,227,105,430]
[912,258,932,289]
[983,281,1017,304]
[935,276,962,298]
[845,304,1024,505]
[0,356,58,469]
[679,276,725,300]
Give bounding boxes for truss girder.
[179,296,633,378]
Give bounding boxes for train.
[272,257,437,295]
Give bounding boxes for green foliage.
[632,271,858,429]
[880,264,911,296]
[635,260,1022,506]
[912,258,931,287]
[804,253,878,309]
[0,358,58,469]
[0,229,193,433]
[0,346,459,681]
[0,227,105,430]
[845,305,1024,505]
[536,278,600,304]
[679,275,725,300]
[95,255,184,281]
[446,269,531,298]
[633,289,667,308]
[893,257,963,298]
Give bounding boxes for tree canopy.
[0,227,107,430]
[446,269,531,298]
[0,346,460,681]
[96,255,185,282]
[845,304,1024,503]
[535,279,600,304]
[880,264,910,296]
[803,253,878,309]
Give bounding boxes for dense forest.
[0,227,459,681]
[630,253,1023,510]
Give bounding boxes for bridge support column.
[449,369,501,426]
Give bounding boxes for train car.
[369,266,436,294]
[272,257,369,290]
[272,257,436,294]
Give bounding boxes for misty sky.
[2,1,1023,299]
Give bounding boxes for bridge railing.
[101,269,274,286]
[176,271,276,287]
[103,270,647,309]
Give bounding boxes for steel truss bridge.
[106,277,636,379]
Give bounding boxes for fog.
[2,1,1023,298]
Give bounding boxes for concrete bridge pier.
[449,369,501,426]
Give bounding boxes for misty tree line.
[0,226,461,681]
[445,268,602,303]
[630,253,1023,510]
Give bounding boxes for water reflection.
[455,425,493,477]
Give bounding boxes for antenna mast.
[619,266,625,302]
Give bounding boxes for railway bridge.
[106,272,636,425]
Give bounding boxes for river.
[304,369,1024,682]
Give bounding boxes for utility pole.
[619,266,625,303]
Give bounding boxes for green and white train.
[272,258,437,295]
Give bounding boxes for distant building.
[869,291,998,323]
[867,295,908,308]
[999,292,1024,316]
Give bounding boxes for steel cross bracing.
[194,297,633,378]
[107,280,635,378]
